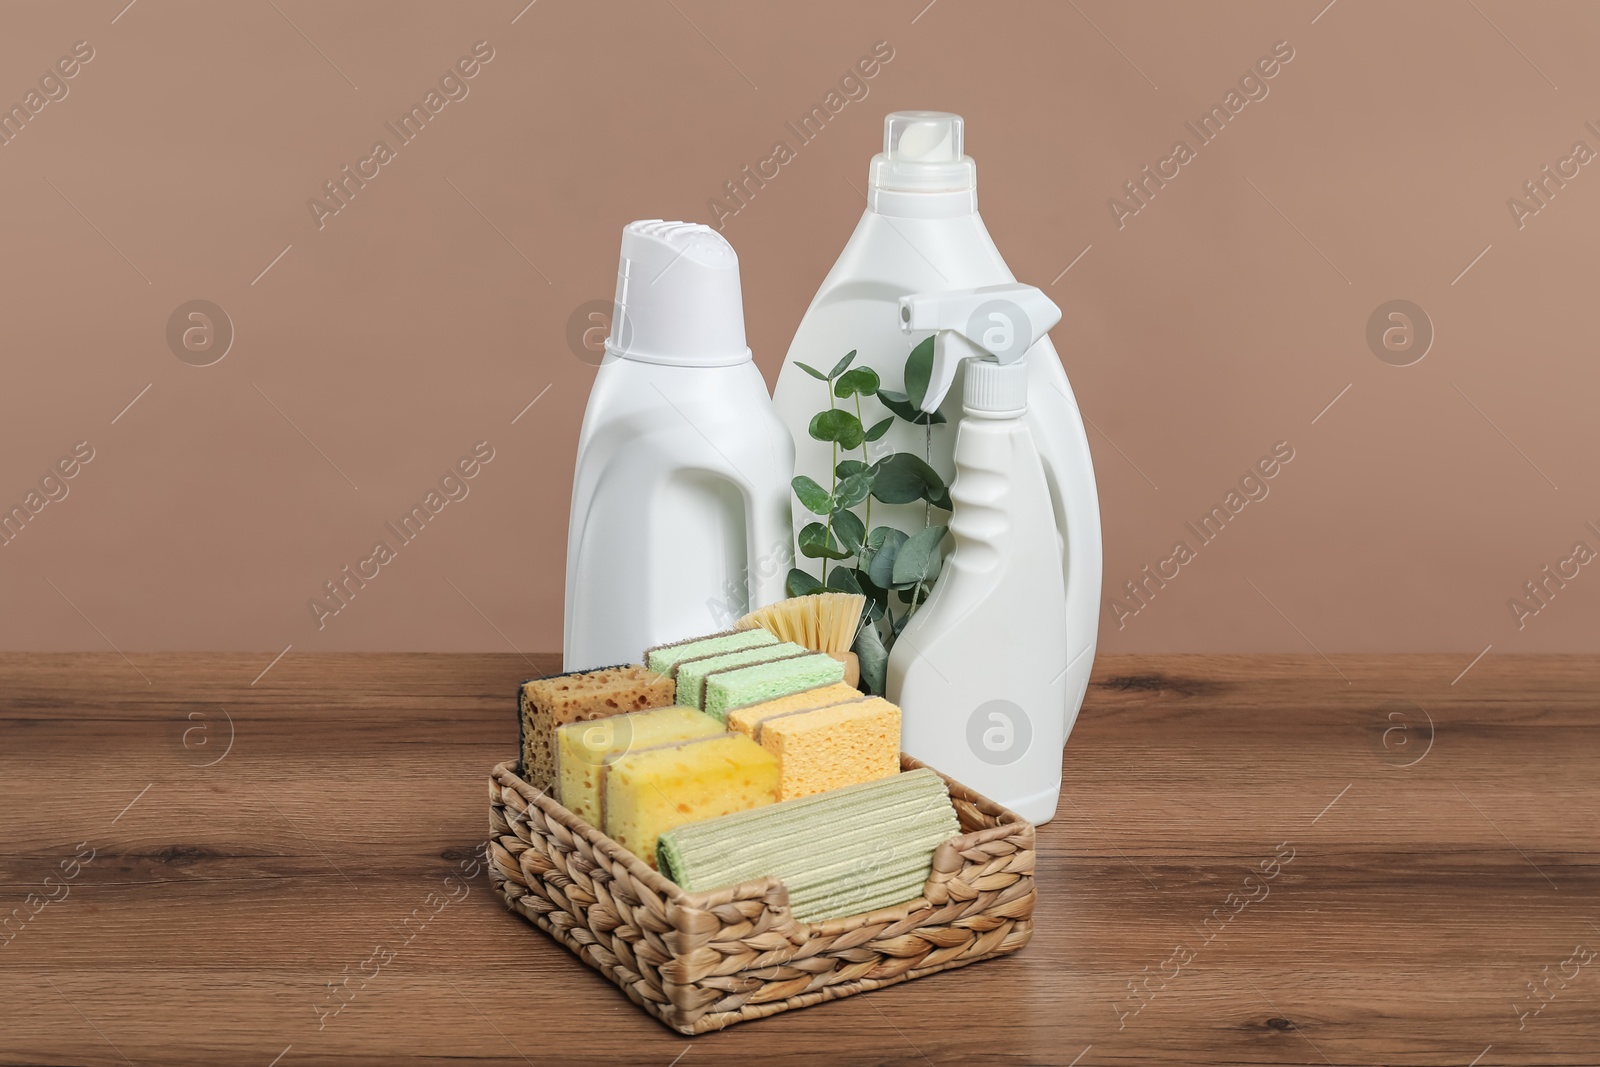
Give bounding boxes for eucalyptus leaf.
[834,470,873,510]
[831,507,866,556]
[796,362,829,381]
[866,527,909,588]
[891,524,948,586]
[827,350,858,380]
[808,409,865,450]
[863,416,895,442]
[792,475,832,515]
[928,486,953,511]
[786,567,823,597]
[836,459,869,479]
[904,336,935,411]
[876,389,946,425]
[864,524,904,556]
[856,528,882,573]
[870,453,946,506]
[826,564,864,595]
[854,568,889,622]
[834,366,880,399]
[798,521,850,561]
[857,524,896,572]
[853,620,888,696]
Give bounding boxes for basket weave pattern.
[486,754,1035,1034]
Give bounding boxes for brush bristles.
[735,593,865,654]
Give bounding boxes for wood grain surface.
[2,653,1596,1066]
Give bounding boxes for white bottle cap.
[607,220,751,367]
[869,111,977,196]
[963,357,1028,417]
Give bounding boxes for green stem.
[855,393,871,533]
[905,570,928,621]
[902,421,939,623]
[822,380,837,585]
[824,441,837,585]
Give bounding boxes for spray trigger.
[898,283,1062,413]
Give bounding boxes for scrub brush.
[735,593,865,689]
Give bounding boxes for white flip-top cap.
[869,111,976,197]
[964,357,1028,418]
[607,220,751,366]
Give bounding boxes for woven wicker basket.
[485,754,1036,1034]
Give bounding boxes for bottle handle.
[1034,386,1103,748]
[740,476,793,615]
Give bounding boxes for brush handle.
[827,651,860,690]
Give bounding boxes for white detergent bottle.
[774,111,1100,749]
[886,284,1067,824]
[564,220,793,672]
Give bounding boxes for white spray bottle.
[886,284,1067,824]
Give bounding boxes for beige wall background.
[1,0,1597,660]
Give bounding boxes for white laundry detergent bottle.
[886,284,1068,824]
[564,220,794,672]
[773,111,1102,749]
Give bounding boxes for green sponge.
[703,653,846,723]
[657,767,959,922]
[673,642,810,708]
[646,629,777,677]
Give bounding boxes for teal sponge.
[703,654,847,723]
[673,642,810,709]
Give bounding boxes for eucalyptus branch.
[823,378,836,585]
[786,343,949,690]
[855,392,872,533]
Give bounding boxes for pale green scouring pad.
[703,653,847,723]
[645,629,777,677]
[672,642,809,709]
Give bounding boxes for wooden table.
[2,653,1596,1065]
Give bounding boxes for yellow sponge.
[555,706,725,827]
[755,697,901,800]
[604,734,779,868]
[726,682,865,738]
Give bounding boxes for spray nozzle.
[898,283,1062,413]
